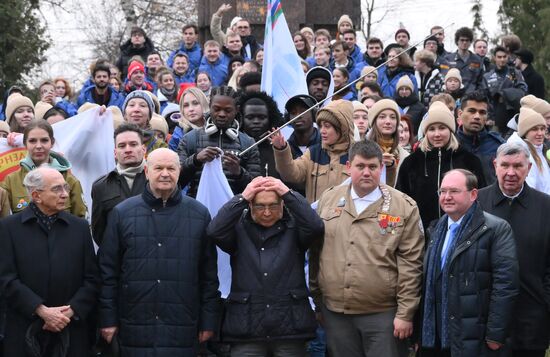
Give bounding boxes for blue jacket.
[55,99,78,117]
[456,127,504,185]
[349,44,363,65]
[168,126,187,152]
[99,186,221,357]
[167,42,203,72]
[329,56,361,83]
[77,85,125,109]
[378,66,418,98]
[198,54,230,87]
[174,69,197,86]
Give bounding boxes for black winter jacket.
[396,146,486,229]
[116,37,156,79]
[99,186,221,357]
[177,125,261,197]
[394,93,427,133]
[419,204,519,356]
[206,191,323,342]
[91,169,147,245]
[478,183,550,350]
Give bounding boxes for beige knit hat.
[445,68,462,84]
[337,15,353,29]
[0,120,10,134]
[108,106,124,129]
[5,93,34,124]
[421,101,456,134]
[367,98,401,127]
[396,76,414,92]
[361,66,378,79]
[520,95,550,116]
[352,100,368,114]
[34,101,53,121]
[518,106,546,138]
[78,102,100,114]
[150,113,168,137]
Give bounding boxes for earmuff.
[205,117,240,141]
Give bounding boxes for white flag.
[52,107,115,218]
[196,157,234,298]
[261,0,308,112]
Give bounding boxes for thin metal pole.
[238,24,454,157]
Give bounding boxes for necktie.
[441,223,460,268]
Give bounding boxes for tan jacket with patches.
[310,183,424,321]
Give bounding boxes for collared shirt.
[502,184,524,199]
[350,186,382,215]
[441,216,464,260]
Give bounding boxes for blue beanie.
[123,90,154,120]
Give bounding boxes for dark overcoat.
[0,207,100,356]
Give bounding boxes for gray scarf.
[116,160,145,190]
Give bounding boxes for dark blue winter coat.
[207,191,322,342]
[167,42,203,72]
[198,54,230,87]
[76,85,125,109]
[456,127,505,185]
[99,186,221,357]
[419,205,519,356]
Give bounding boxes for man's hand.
[486,341,502,350]
[242,176,270,202]
[269,128,287,150]
[61,306,74,319]
[198,330,214,343]
[215,3,232,16]
[101,326,118,344]
[196,147,222,163]
[222,152,241,176]
[393,317,413,340]
[35,305,71,332]
[262,177,290,196]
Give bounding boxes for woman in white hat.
[507,106,550,195]
[5,93,35,134]
[396,101,486,228]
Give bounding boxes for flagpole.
[239,24,455,157]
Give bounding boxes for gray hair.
[496,142,530,161]
[23,168,46,196]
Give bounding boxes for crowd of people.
[0,4,549,357]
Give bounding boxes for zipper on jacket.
[219,130,223,149]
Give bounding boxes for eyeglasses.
[437,188,470,196]
[39,183,70,194]
[252,203,281,212]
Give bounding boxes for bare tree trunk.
[120,0,137,30]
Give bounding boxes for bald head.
[145,148,181,199]
[147,148,180,167]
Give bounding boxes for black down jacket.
[99,186,221,357]
[177,125,261,197]
[206,191,323,342]
[396,146,486,229]
[419,204,519,356]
